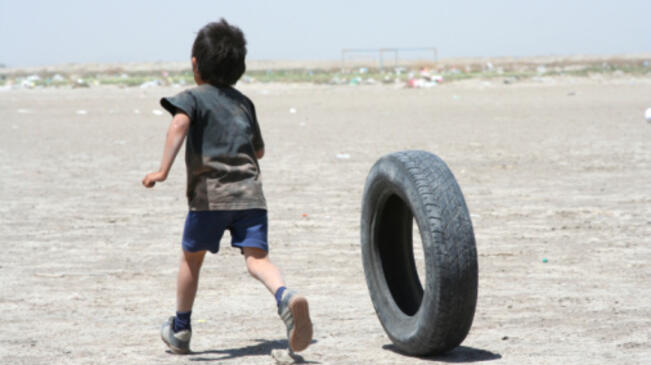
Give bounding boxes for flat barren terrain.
[1,76,650,364]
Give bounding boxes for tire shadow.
[382,344,501,363]
[185,338,319,363]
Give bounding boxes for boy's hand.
[142,171,167,188]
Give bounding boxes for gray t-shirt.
[160,84,266,211]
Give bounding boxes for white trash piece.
[140,80,162,89]
[645,108,651,122]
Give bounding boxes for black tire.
[361,150,478,356]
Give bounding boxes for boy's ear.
[191,57,198,71]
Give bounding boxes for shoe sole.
[288,295,313,352]
[161,334,190,355]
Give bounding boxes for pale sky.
[1,0,650,67]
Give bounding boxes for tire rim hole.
[412,217,426,292]
[376,193,424,316]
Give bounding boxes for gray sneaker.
[160,316,191,354]
[278,290,313,352]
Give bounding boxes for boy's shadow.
[382,344,501,363]
[185,338,319,363]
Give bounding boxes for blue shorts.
[182,209,268,254]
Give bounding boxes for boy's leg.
[242,247,285,294]
[242,247,312,353]
[177,249,207,312]
[161,249,205,354]
[162,211,225,354]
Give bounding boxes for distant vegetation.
[1,58,649,88]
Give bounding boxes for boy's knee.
[242,246,267,259]
[182,249,206,269]
[243,248,268,275]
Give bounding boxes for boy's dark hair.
[192,19,247,86]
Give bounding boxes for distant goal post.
[341,47,438,70]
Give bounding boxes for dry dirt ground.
[1,77,650,364]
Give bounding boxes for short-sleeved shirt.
[160,84,266,211]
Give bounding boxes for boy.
[142,19,312,355]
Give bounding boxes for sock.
[275,286,287,307]
[173,311,192,333]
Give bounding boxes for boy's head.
[191,19,247,86]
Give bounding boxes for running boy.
[142,19,312,355]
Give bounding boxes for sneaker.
[278,290,313,352]
[160,316,191,354]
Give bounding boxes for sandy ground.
[1,76,650,364]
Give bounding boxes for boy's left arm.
[142,112,191,188]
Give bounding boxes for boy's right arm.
[142,112,191,188]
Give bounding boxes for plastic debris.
[76,110,88,115]
[336,153,351,159]
[406,77,441,88]
[503,77,518,85]
[645,108,651,122]
[329,76,346,85]
[406,69,443,88]
[73,79,90,88]
[542,258,548,263]
[68,293,83,300]
[140,80,162,89]
[20,79,35,89]
[133,109,141,114]
[152,109,164,116]
[289,108,297,114]
[349,77,362,85]
[301,213,308,218]
[17,108,32,114]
